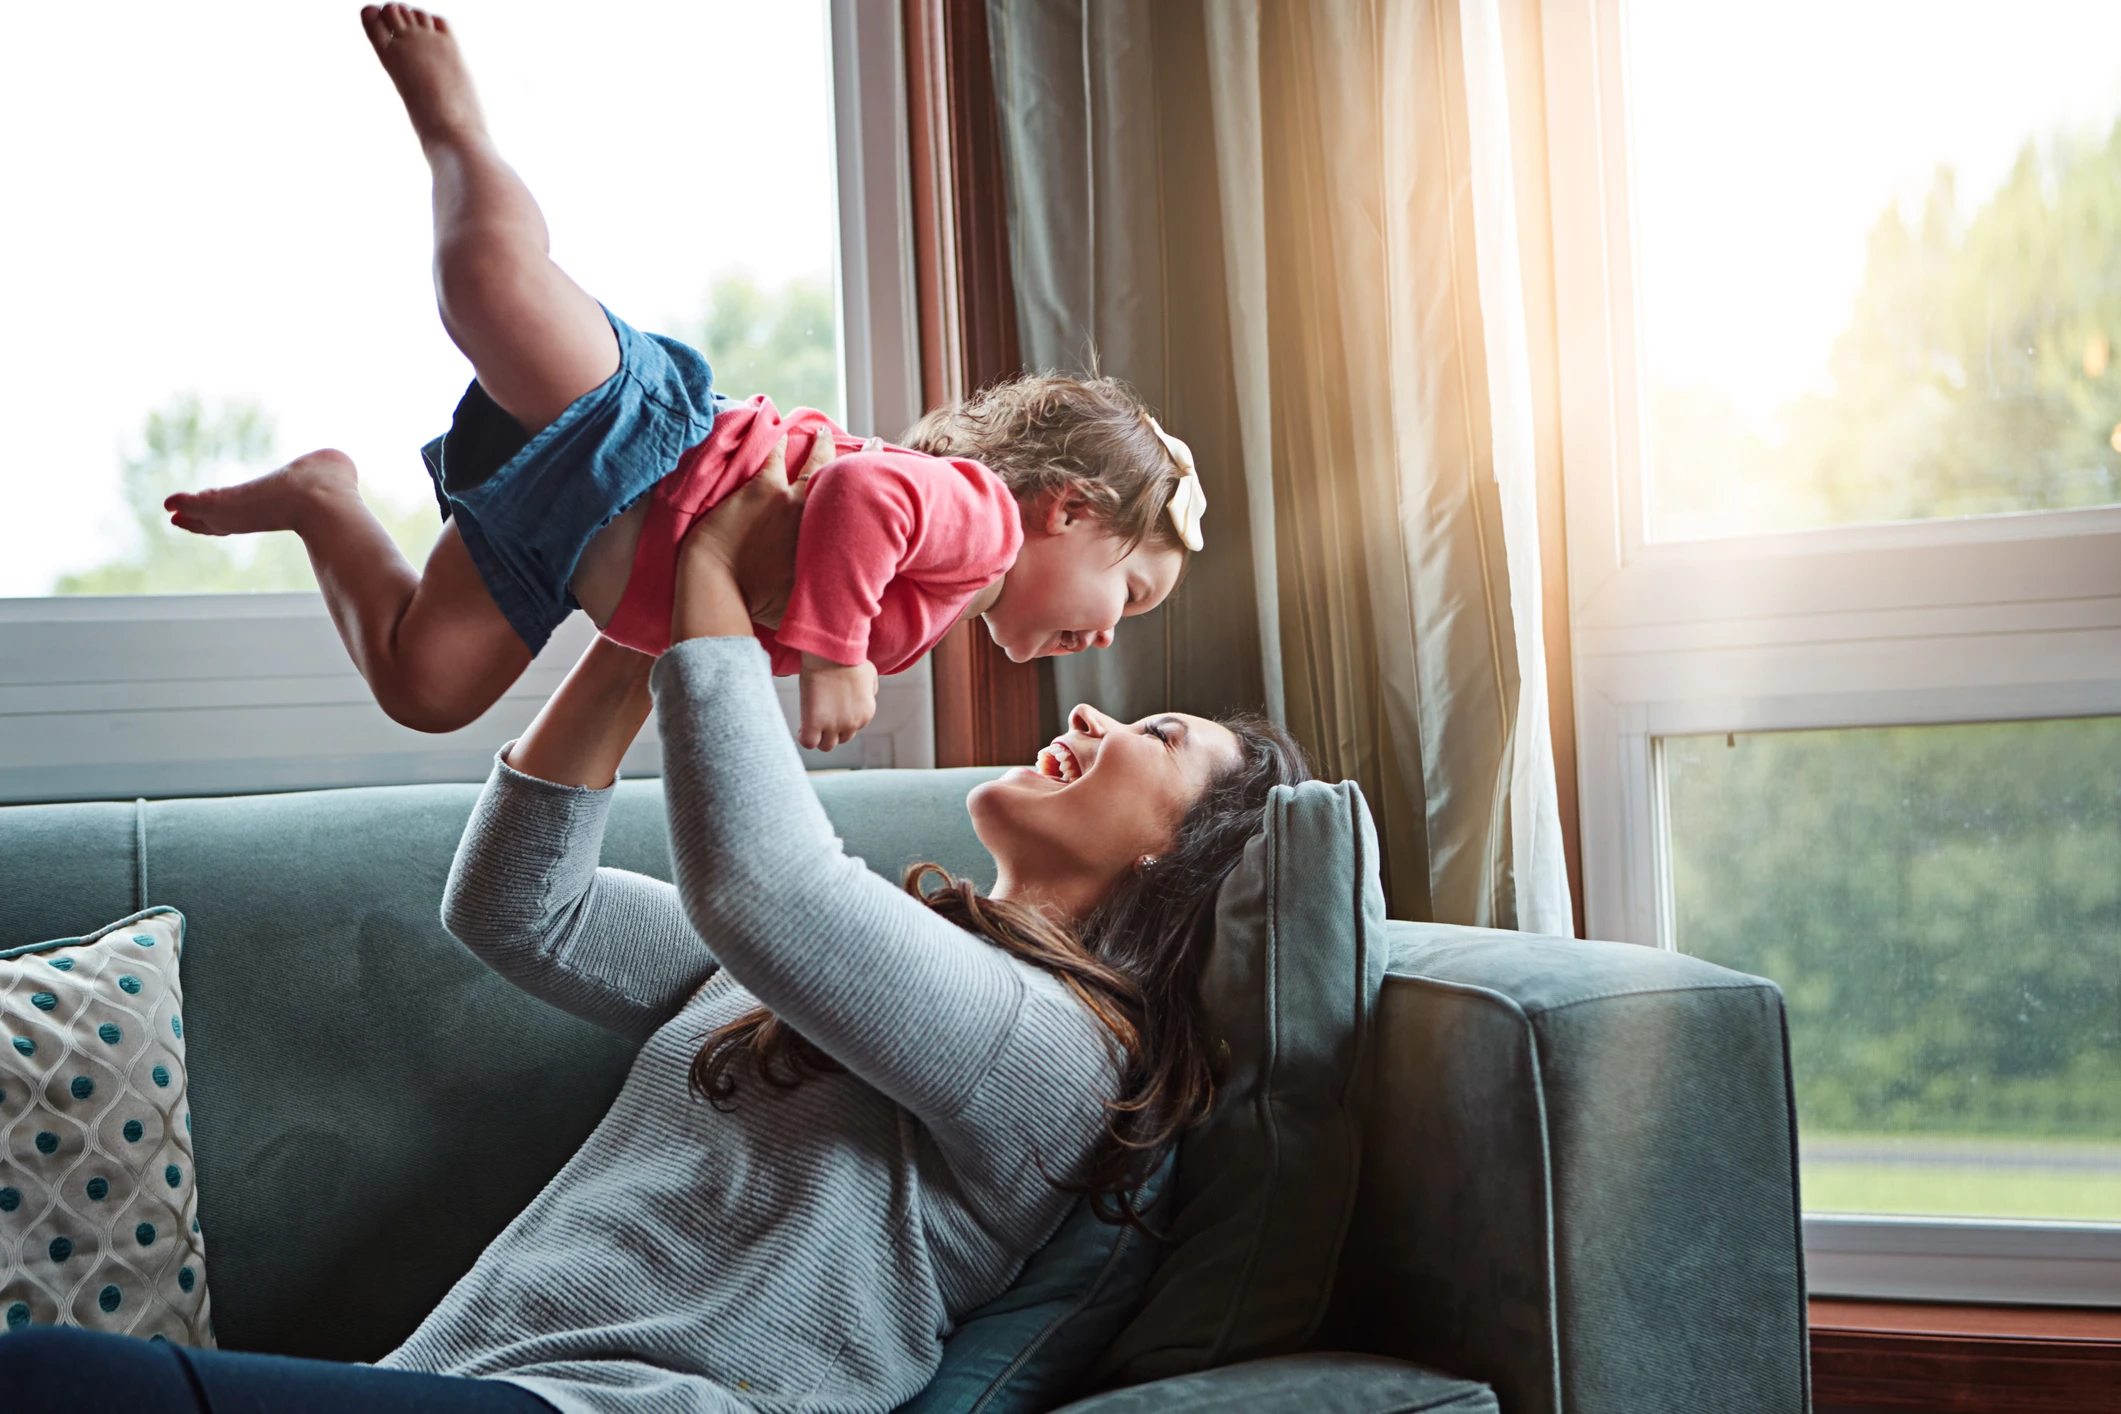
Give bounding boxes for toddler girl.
[166,4,1206,749]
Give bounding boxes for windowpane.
[1662,719,2121,1221]
[1,1,839,597]
[1629,1,2121,540]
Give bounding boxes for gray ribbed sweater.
[379,637,1118,1414]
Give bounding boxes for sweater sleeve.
[774,452,1021,668]
[649,636,1106,1127]
[441,751,720,1042]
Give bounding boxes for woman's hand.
[674,429,834,637]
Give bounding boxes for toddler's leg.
[363,4,618,431]
[165,452,531,733]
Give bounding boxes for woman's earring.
[1138,854,1159,872]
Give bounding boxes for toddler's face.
[982,499,1183,662]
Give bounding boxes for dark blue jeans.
[0,1327,556,1414]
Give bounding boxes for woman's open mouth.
[1036,740,1083,784]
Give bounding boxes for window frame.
[0,0,931,806]
[1542,0,2121,1304]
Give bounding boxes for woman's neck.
[987,867,1101,928]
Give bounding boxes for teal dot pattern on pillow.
[0,908,212,1345]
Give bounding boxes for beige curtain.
[990,0,1569,931]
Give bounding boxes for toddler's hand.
[798,654,879,752]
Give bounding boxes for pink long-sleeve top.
[602,395,1022,674]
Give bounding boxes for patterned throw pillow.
[0,907,211,1345]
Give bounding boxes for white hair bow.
[1149,418,1205,551]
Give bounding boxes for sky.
[0,0,836,596]
[1630,0,2121,425]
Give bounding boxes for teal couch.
[1,771,1810,1412]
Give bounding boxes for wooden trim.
[903,0,1044,769]
[1809,1299,2121,1413]
[903,0,960,413]
[935,0,1020,395]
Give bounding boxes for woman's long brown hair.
[689,714,1311,1228]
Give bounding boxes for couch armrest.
[1322,924,1810,1414]
[1052,1353,1496,1414]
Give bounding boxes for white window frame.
[1541,0,2121,1305]
[0,0,930,807]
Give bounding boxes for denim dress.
[420,309,730,653]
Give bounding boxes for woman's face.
[970,703,1243,919]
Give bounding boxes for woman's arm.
[442,751,715,1041]
[655,513,1115,1129]
[442,636,714,1041]
[442,439,820,1038]
[506,633,655,789]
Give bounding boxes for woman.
[6,456,1308,1413]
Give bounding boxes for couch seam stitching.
[135,797,150,911]
[1382,973,1773,1018]
[1205,787,1288,1367]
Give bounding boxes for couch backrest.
[0,767,1001,1359]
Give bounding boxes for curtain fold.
[988,0,1568,930]
[988,0,1266,726]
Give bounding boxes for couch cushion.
[899,1157,1172,1414]
[142,782,643,1362]
[0,800,142,955]
[1053,1352,1497,1413]
[0,765,1007,1362]
[1093,781,1388,1384]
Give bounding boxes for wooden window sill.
[1810,1299,2121,1412]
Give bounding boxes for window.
[4,0,842,598]
[1665,720,2120,1223]
[1,0,929,800]
[1631,0,2121,541]
[1544,0,2121,1302]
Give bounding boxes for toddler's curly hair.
[903,374,1193,556]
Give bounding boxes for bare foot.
[166,449,361,537]
[361,4,486,151]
